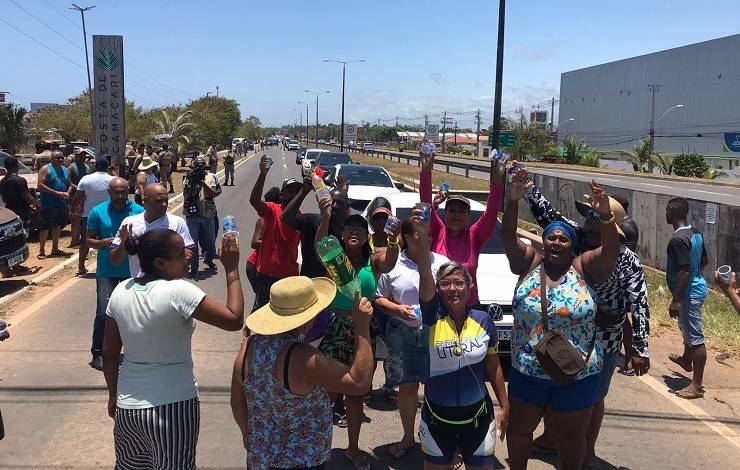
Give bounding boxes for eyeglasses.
[342,224,367,234]
[438,279,467,290]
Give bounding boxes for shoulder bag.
[534,265,596,385]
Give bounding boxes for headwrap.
[543,221,579,246]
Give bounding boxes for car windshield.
[305,150,322,161]
[339,167,392,187]
[316,153,353,166]
[0,155,32,174]
[394,207,505,254]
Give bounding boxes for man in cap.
[249,155,303,310]
[183,156,222,278]
[523,179,650,469]
[134,153,160,205]
[74,156,116,275]
[85,177,144,370]
[37,150,72,259]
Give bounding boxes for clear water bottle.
[440,181,449,193]
[311,171,331,200]
[222,215,239,238]
[316,235,360,304]
[421,142,436,155]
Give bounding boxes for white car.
[324,164,401,212]
[301,148,330,176]
[360,192,520,356]
[287,140,300,151]
[362,142,375,152]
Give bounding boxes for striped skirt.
[114,397,200,470]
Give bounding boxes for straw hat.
[575,197,626,238]
[246,276,336,335]
[138,155,159,171]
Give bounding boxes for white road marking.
[640,374,740,450]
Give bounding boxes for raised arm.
[414,214,436,304]
[249,156,270,217]
[419,151,444,238]
[502,170,538,276]
[371,221,401,274]
[282,176,312,229]
[578,181,620,284]
[471,160,506,247]
[523,174,580,231]
[191,236,244,331]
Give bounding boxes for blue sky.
[3,0,740,128]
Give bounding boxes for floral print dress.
[244,334,332,469]
[511,264,602,381]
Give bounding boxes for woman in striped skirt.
[102,228,245,469]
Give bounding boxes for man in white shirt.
[110,183,195,278]
[75,156,116,275]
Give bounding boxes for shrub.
[579,152,601,167]
[672,153,709,178]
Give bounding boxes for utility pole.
[648,83,661,155]
[441,111,448,153]
[216,85,220,97]
[324,59,365,151]
[475,109,481,156]
[550,97,555,132]
[305,90,330,148]
[453,121,458,146]
[70,4,95,139]
[490,0,506,152]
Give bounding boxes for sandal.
[50,250,69,258]
[333,412,348,428]
[388,440,416,459]
[37,254,47,260]
[618,367,635,376]
[345,450,370,470]
[450,453,464,470]
[669,354,693,372]
[674,386,704,400]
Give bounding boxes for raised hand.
[218,234,240,272]
[491,159,507,185]
[420,150,435,172]
[119,223,132,243]
[352,289,373,326]
[585,180,611,219]
[318,195,332,219]
[259,155,271,174]
[335,175,350,195]
[433,191,447,209]
[508,168,533,201]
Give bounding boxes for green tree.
[509,123,557,160]
[651,153,673,175]
[0,104,28,154]
[625,138,656,173]
[154,109,195,154]
[185,96,241,149]
[238,115,263,140]
[672,153,709,178]
[29,91,92,142]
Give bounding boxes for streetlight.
[298,101,309,143]
[323,59,366,151]
[305,90,331,148]
[650,104,684,154]
[657,104,684,123]
[558,117,575,128]
[70,4,95,139]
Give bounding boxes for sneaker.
[89,356,103,371]
[205,261,217,271]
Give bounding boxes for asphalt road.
[1,147,739,469]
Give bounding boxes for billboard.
[92,35,125,165]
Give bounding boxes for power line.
[41,0,83,30]
[8,0,83,51]
[0,16,86,71]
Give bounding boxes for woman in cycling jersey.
[416,215,507,470]
[502,170,620,470]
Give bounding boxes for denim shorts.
[597,351,619,402]
[679,299,705,346]
[508,369,600,412]
[384,317,429,387]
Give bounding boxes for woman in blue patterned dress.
[501,169,620,470]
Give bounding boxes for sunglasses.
[342,224,367,234]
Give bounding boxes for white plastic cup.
[717,265,732,283]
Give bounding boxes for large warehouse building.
[559,34,740,169]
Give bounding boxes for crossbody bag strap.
[584,329,597,363]
[540,264,549,332]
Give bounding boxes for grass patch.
[644,266,739,356]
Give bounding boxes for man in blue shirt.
[666,197,708,399]
[85,177,144,370]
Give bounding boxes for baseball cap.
[343,213,369,230]
[370,206,392,219]
[94,157,110,170]
[282,178,302,190]
[446,194,471,209]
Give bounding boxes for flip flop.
[333,412,348,428]
[345,450,370,470]
[37,254,47,260]
[674,387,704,399]
[388,441,416,459]
[50,250,69,258]
[669,354,694,372]
[75,269,88,277]
[618,367,635,376]
[450,454,464,470]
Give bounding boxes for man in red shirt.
[249,155,303,311]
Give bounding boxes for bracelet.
[387,236,400,247]
[600,213,615,224]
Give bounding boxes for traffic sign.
[488,131,517,148]
[425,124,439,141]
[344,124,358,142]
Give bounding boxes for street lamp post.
[650,104,684,154]
[556,117,575,144]
[305,90,330,148]
[70,4,95,140]
[490,0,506,152]
[298,101,309,144]
[323,59,366,151]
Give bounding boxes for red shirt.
[247,249,258,266]
[255,202,301,278]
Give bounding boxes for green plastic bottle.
[316,235,361,304]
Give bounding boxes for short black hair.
[612,194,629,213]
[124,228,179,275]
[3,156,19,172]
[264,187,281,203]
[667,197,689,219]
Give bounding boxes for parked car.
[287,140,300,151]
[360,192,519,360]
[324,164,401,212]
[295,146,308,164]
[0,208,29,274]
[362,142,375,152]
[0,151,38,191]
[301,148,331,176]
[313,152,353,174]
[265,137,279,146]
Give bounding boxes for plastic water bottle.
[421,142,436,155]
[440,181,449,193]
[311,171,331,200]
[491,148,509,163]
[316,235,360,304]
[222,215,239,238]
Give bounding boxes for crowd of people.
[1,142,737,470]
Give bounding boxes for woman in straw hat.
[103,229,245,470]
[134,154,160,205]
[231,277,375,470]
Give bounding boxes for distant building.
[530,111,548,128]
[30,102,60,112]
[559,33,740,169]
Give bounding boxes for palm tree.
[563,135,588,164]
[154,109,195,155]
[651,153,673,175]
[625,138,654,172]
[0,105,27,154]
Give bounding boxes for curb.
[0,153,254,309]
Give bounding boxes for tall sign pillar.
[92,35,126,174]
